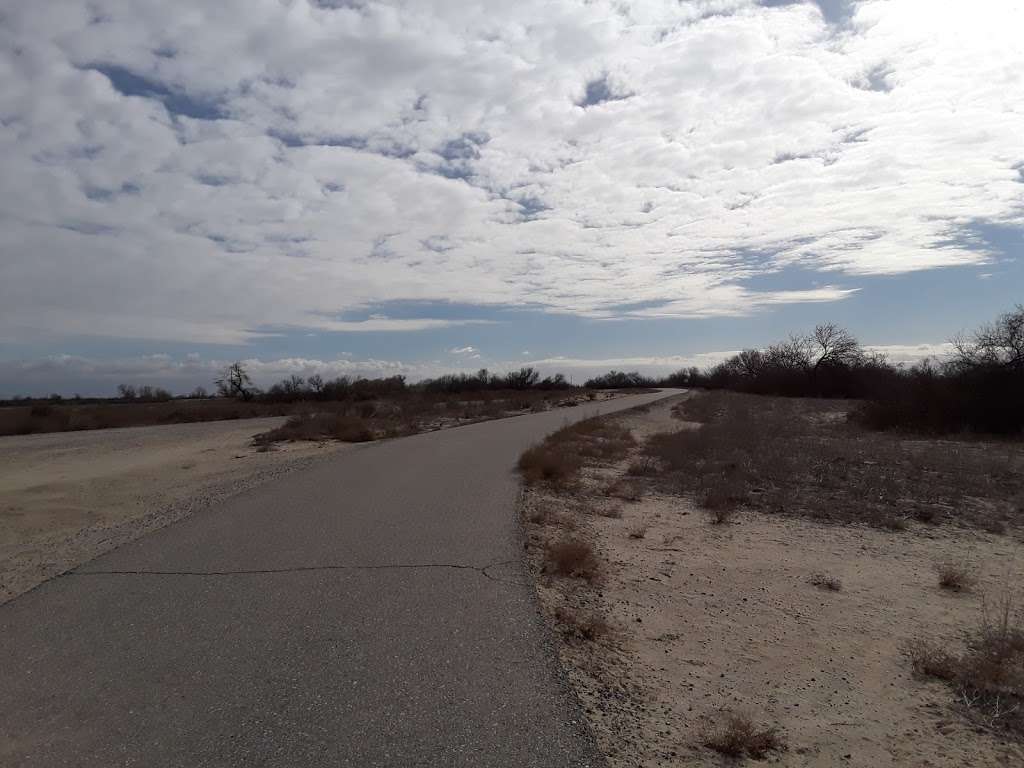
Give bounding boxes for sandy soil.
[522,395,1024,767]
[0,418,347,603]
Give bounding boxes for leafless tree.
[810,323,864,370]
[735,349,766,378]
[216,362,255,401]
[952,305,1024,371]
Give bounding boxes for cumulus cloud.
[1,1,1021,346]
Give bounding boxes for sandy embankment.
[0,419,346,603]
[523,395,1024,767]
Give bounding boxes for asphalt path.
[0,389,678,767]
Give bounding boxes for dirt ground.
[521,394,1024,767]
[0,418,347,603]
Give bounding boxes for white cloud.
[1,1,1021,344]
[865,342,955,365]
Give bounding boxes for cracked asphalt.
[0,389,676,767]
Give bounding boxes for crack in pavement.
[67,559,529,586]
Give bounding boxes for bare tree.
[216,362,256,401]
[810,323,863,370]
[953,305,1024,371]
[766,334,814,371]
[307,374,324,394]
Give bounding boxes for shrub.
[936,562,977,593]
[702,712,785,759]
[810,574,842,591]
[554,607,610,641]
[517,444,583,484]
[905,590,1024,733]
[546,538,600,581]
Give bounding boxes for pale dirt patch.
[0,418,348,603]
[521,394,1024,767]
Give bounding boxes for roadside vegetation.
[0,366,598,438]
[905,590,1024,735]
[586,304,1024,437]
[520,376,1024,763]
[645,390,1023,533]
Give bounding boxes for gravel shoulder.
[0,418,349,603]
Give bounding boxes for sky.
[1,0,1022,396]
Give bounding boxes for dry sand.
[0,418,347,603]
[522,395,1024,767]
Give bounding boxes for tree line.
[583,305,1024,435]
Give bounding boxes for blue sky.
[1,1,1022,395]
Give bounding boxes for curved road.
[0,389,676,767]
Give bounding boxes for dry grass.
[810,573,843,591]
[626,457,659,476]
[253,412,376,444]
[905,590,1024,734]
[554,606,611,642]
[604,477,643,502]
[0,389,589,438]
[627,524,648,539]
[519,418,635,486]
[936,561,978,593]
[701,711,786,759]
[646,391,1024,533]
[546,538,600,581]
[518,444,584,484]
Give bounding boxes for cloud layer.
[2,1,1022,346]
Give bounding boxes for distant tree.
[505,367,540,390]
[117,384,138,400]
[810,323,863,370]
[216,362,256,401]
[190,386,209,399]
[584,370,654,389]
[308,374,324,394]
[952,304,1024,372]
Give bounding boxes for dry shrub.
[527,508,551,525]
[554,606,610,642]
[702,712,785,759]
[605,477,643,502]
[546,538,600,581]
[518,417,634,485]
[626,457,659,476]
[627,524,648,539]
[936,561,977,593]
[518,444,583,484]
[645,390,1024,533]
[905,590,1024,734]
[706,506,734,526]
[810,574,842,591]
[905,638,960,681]
[254,412,375,444]
[699,474,748,513]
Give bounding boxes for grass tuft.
[935,561,977,593]
[545,538,600,581]
[702,712,785,759]
[810,573,842,591]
